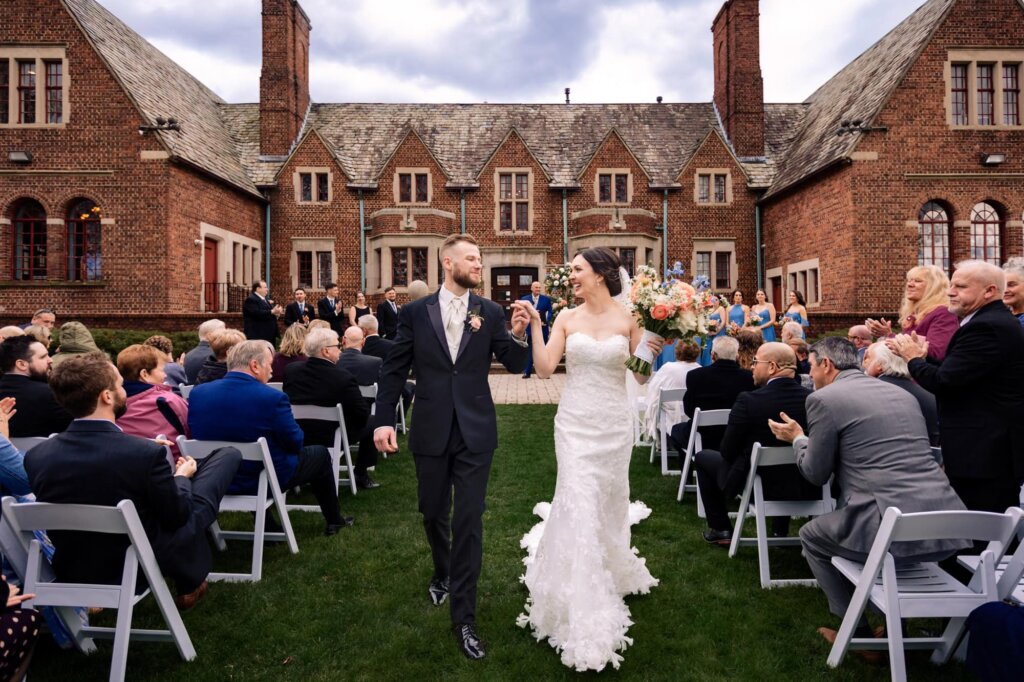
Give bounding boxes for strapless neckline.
[567,331,628,344]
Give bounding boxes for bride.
[515,247,661,672]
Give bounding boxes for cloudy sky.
[98,0,928,104]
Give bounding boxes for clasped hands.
[508,301,534,337]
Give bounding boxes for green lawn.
[28,405,973,680]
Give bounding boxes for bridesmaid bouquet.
[625,263,719,375]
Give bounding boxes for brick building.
[1,0,1022,333]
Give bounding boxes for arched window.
[918,201,950,273]
[11,199,46,280]
[66,199,102,281]
[970,201,1003,265]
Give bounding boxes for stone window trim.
[945,50,1024,130]
[691,238,737,292]
[0,46,69,128]
[786,257,821,308]
[694,168,733,205]
[478,246,550,301]
[199,222,261,312]
[393,167,433,206]
[367,233,447,294]
[765,266,783,309]
[569,232,661,273]
[493,167,534,235]
[289,238,336,292]
[593,169,633,206]
[292,167,332,204]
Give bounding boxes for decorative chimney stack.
[260,0,311,157]
[711,0,764,157]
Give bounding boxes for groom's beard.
[452,267,480,290]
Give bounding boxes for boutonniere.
[465,310,484,333]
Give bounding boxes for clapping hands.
[768,411,804,443]
[0,397,16,439]
[865,317,892,338]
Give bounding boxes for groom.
[373,233,530,660]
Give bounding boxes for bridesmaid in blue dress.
[783,290,810,338]
[699,305,726,366]
[751,289,777,342]
[726,290,749,332]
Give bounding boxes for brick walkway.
[488,373,566,404]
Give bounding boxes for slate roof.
[62,0,262,197]
[762,0,956,199]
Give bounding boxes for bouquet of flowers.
[625,262,720,375]
[544,263,575,322]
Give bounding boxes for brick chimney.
[260,0,311,157]
[711,0,764,157]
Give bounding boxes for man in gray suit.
[769,337,967,652]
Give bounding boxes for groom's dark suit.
[372,289,528,625]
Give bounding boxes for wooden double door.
[491,267,538,321]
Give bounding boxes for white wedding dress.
[517,332,658,672]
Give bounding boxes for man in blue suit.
[188,339,353,535]
[520,281,552,378]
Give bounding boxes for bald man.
[847,324,872,366]
[336,325,385,488]
[695,342,821,545]
[893,260,1024,513]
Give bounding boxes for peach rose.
[651,304,671,321]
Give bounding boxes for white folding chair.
[727,443,835,588]
[289,403,357,500]
[650,388,686,475]
[357,383,380,462]
[826,506,1024,681]
[267,382,284,392]
[177,384,194,400]
[2,496,197,682]
[395,393,412,435]
[676,408,730,502]
[8,435,54,452]
[176,437,298,582]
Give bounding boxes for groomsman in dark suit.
[376,287,401,340]
[284,287,316,326]
[317,282,346,335]
[520,281,552,378]
[242,280,283,343]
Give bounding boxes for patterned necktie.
[446,298,464,361]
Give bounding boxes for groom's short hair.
[440,233,478,257]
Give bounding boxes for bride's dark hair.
[578,247,623,297]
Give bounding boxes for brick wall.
[712,0,765,157]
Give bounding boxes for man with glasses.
[694,342,819,546]
[846,324,872,366]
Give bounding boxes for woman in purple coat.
[866,265,958,361]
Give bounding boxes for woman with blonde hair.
[1002,257,1024,328]
[271,323,308,381]
[22,324,51,348]
[866,264,958,360]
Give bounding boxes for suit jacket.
[243,293,279,343]
[878,375,939,447]
[338,348,382,386]
[909,300,1024,480]
[24,420,193,586]
[717,377,818,499]
[681,359,755,450]
[317,297,346,334]
[376,300,401,339]
[187,372,302,493]
[283,300,315,326]
[0,373,73,437]
[283,357,370,447]
[371,290,529,455]
[183,340,212,384]
[519,293,553,329]
[795,370,968,558]
[362,334,395,362]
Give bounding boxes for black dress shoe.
[324,516,355,536]
[356,475,381,490]
[453,623,486,660]
[428,577,449,606]
[702,528,732,546]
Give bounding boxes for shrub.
[52,328,201,358]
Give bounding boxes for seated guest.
[788,338,811,377]
[22,324,51,349]
[670,336,754,457]
[307,319,331,331]
[407,279,430,301]
[116,344,191,459]
[143,335,187,387]
[338,326,383,385]
[780,320,804,345]
[735,328,763,370]
[0,336,73,437]
[188,340,353,534]
[283,329,373,487]
[50,321,100,370]
[358,314,393,361]
[862,341,939,446]
[768,337,968,655]
[0,326,24,341]
[696,342,819,545]
[0,577,40,681]
[642,342,700,441]
[847,325,872,366]
[20,308,56,331]
[25,352,241,609]
[271,324,307,382]
[194,329,246,385]
[1003,257,1024,327]
[184,319,225,384]
[866,264,958,361]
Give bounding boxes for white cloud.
[310,59,477,103]
[148,38,260,102]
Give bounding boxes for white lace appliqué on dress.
[516,333,658,672]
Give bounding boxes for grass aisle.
[29,405,972,680]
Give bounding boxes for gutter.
[460,190,466,234]
[264,202,271,288]
[755,203,763,289]
[561,189,569,263]
[359,190,367,291]
[661,189,669,272]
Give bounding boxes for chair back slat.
[177,437,269,463]
[694,408,730,428]
[178,384,194,400]
[889,508,1023,544]
[267,382,284,392]
[3,497,131,535]
[657,387,686,409]
[359,383,378,400]
[754,446,797,468]
[8,436,53,452]
[290,404,343,423]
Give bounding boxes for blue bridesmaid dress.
[784,310,808,338]
[727,304,746,329]
[756,308,776,341]
[699,311,724,366]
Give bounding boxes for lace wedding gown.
[517,332,658,672]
